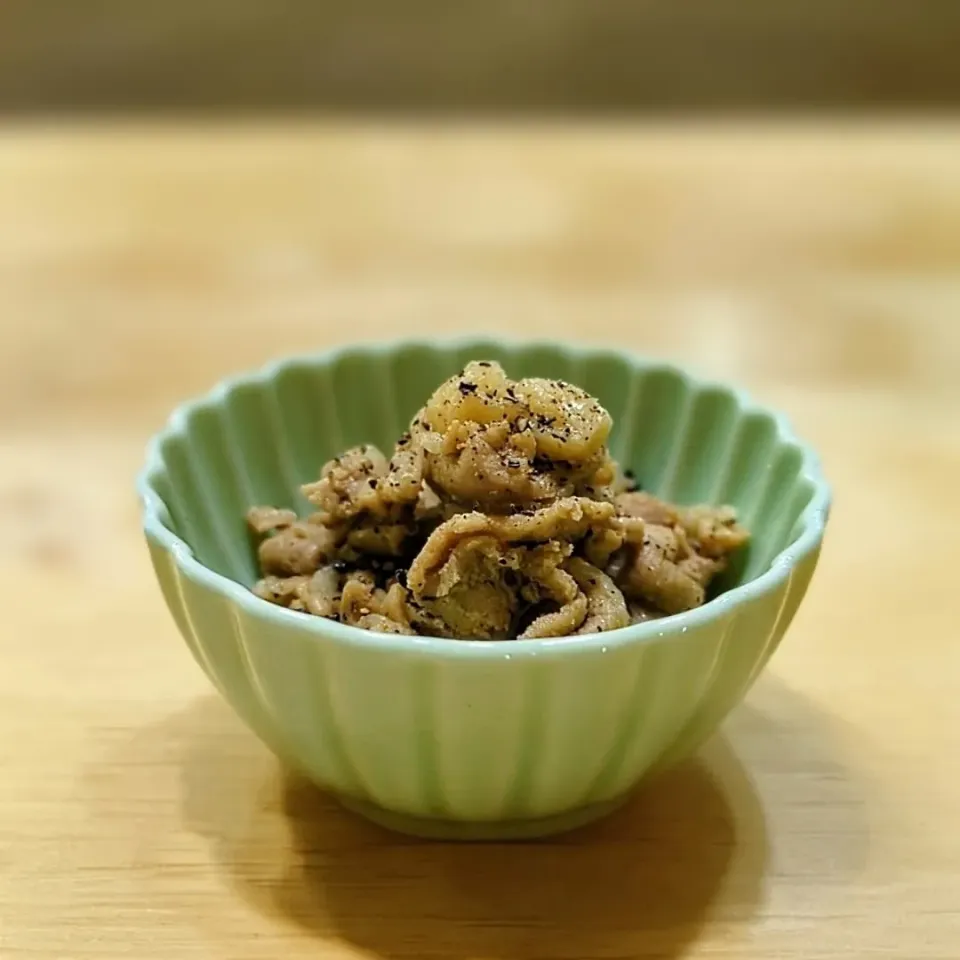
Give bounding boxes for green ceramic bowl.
[138,340,830,839]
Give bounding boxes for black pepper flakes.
[458,381,478,395]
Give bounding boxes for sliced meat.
[257,521,338,576]
[511,376,612,463]
[519,595,589,639]
[615,491,679,527]
[378,446,425,506]
[252,575,310,607]
[408,535,518,640]
[245,359,751,639]
[355,613,416,635]
[410,361,618,508]
[407,496,616,595]
[338,571,379,625]
[301,444,390,521]
[246,506,298,535]
[619,523,725,615]
[566,557,630,634]
[298,566,340,617]
[678,504,750,558]
[627,600,666,625]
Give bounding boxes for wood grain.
[1,121,958,959]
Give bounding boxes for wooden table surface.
[1,122,959,959]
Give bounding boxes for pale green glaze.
[138,340,831,839]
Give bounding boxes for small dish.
[138,339,830,839]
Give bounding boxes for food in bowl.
[247,361,749,640]
[141,341,830,838]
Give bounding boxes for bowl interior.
[146,342,822,600]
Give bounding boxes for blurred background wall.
[3,0,960,113]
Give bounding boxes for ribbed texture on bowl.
[139,340,829,836]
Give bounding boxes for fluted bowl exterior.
[138,340,830,838]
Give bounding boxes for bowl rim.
[137,337,832,660]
